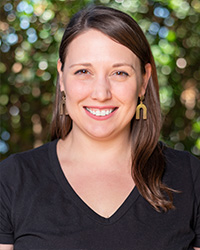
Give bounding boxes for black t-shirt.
[0,139,200,250]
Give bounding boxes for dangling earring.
[59,91,68,116]
[136,96,147,120]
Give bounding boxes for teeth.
[86,108,114,117]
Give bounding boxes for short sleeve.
[0,157,15,244]
[190,154,200,247]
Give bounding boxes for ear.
[139,63,152,97]
[57,59,65,92]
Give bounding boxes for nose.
[90,76,112,101]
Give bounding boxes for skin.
[0,245,13,250]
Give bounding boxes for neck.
[59,127,132,173]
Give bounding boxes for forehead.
[65,29,139,65]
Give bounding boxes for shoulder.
[162,144,200,194]
[162,144,200,171]
[0,140,58,182]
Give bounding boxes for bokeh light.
[0,0,199,158]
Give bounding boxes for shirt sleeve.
[190,153,200,247]
[0,157,15,244]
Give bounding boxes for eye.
[110,70,130,82]
[74,69,90,75]
[114,71,129,77]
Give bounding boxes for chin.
[86,130,115,141]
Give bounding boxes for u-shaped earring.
[59,91,69,116]
[135,96,147,120]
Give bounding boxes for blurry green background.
[0,0,200,160]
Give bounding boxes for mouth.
[84,107,118,117]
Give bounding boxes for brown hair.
[51,5,175,212]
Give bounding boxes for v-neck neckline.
[48,139,140,225]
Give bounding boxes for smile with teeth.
[85,107,116,117]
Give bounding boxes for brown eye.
[75,69,89,75]
[114,71,129,76]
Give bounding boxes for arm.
[0,158,15,249]
[189,154,200,250]
[0,245,13,250]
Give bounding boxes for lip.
[83,106,118,120]
[84,106,117,109]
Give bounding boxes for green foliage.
[0,0,200,159]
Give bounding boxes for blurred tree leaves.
[0,0,200,159]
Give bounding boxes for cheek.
[114,83,139,104]
[65,79,90,102]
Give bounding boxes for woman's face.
[58,29,151,141]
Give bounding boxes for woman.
[0,5,200,250]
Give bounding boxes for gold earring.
[59,91,68,116]
[136,96,147,120]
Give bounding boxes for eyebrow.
[69,62,135,71]
[112,63,136,71]
[69,63,92,68]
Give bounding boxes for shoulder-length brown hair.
[51,5,175,212]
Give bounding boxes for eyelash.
[74,69,89,75]
[114,71,129,76]
[74,69,129,78]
